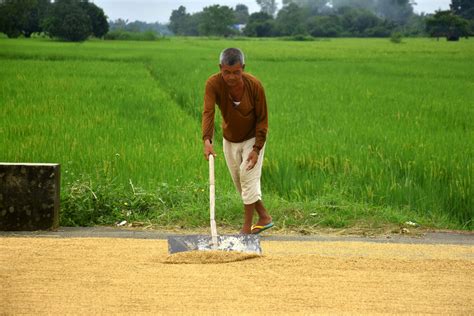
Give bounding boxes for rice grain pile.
[164,250,261,264]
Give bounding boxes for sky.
[92,0,452,24]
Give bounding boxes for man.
[202,47,274,235]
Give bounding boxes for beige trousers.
[223,137,266,205]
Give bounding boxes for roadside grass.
[60,177,453,232]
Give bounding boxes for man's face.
[220,63,245,87]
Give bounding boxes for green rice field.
[0,37,472,230]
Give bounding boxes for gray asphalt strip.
[0,226,472,246]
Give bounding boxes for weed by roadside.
[61,177,454,232]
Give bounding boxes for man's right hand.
[204,139,216,160]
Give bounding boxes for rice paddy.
[0,37,472,229]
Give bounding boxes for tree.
[186,12,204,36]
[108,19,171,36]
[450,0,474,20]
[244,12,275,36]
[451,0,474,35]
[337,6,384,36]
[351,9,383,35]
[400,13,428,36]
[331,0,376,11]
[169,5,190,35]
[199,5,235,36]
[79,1,108,38]
[364,21,394,37]
[235,4,249,24]
[256,0,278,17]
[374,0,414,25]
[306,15,342,37]
[0,0,50,38]
[109,18,128,31]
[275,2,307,35]
[331,0,416,25]
[42,0,92,41]
[425,10,469,41]
[282,0,328,15]
[41,0,108,41]
[169,6,203,36]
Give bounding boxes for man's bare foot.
[250,216,273,234]
[240,226,252,234]
[254,215,272,227]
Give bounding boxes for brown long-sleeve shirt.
[202,72,268,153]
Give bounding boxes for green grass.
[0,37,472,231]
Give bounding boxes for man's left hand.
[246,151,259,171]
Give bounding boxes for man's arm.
[202,80,217,160]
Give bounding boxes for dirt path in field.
[1,237,473,314]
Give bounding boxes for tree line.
[105,19,171,41]
[170,0,473,40]
[0,0,108,41]
[1,0,472,42]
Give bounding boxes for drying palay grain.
[164,250,261,264]
[1,237,473,314]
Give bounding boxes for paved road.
[1,236,473,314]
[1,226,472,245]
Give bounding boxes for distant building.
[232,24,246,33]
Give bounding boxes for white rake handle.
[209,154,218,249]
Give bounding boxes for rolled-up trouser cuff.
[243,195,260,205]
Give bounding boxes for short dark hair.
[219,48,245,66]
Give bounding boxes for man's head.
[219,48,245,87]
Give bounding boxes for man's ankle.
[241,226,252,234]
[257,215,272,225]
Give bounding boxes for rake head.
[167,234,262,254]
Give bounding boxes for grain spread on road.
[164,250,261,264]
[1,237,472,314]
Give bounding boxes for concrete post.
[0,163,60,230]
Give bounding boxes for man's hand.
[246,150,258,171]
[204,139,216,160]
